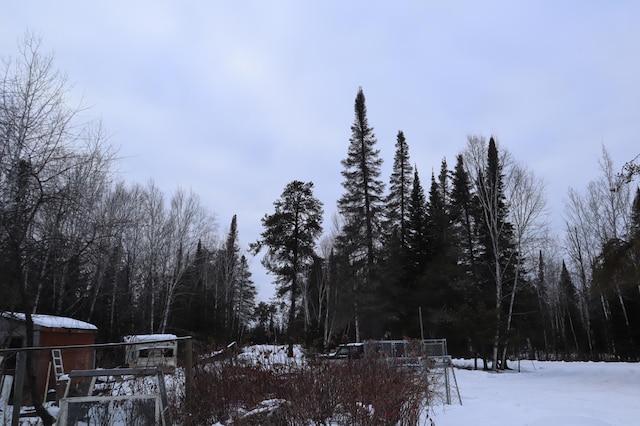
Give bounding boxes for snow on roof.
[1,312,97,331]
[123,334,178,343]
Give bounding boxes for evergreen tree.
[234,255,257,341]
[336,87,385,341]
[558,260,581,356]
[450,154,477,269]
[534,250,552,357]
[384,130,413,246]
[448,154,484,357]
[251,301,278,344]
[218,215,241,335]
[427,160,450,256]
[252,180,323,356]
[420,160,459,338]
[406,168,430,280]
[378,131,413,337]
[473,136,516,369]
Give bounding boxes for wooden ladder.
[51,349,64,381]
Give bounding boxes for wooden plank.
[67,367,160,377]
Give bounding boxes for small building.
[0,312,98,398]
[123,334,178,369]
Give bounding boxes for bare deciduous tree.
[501,162,548,365]
[463,135,516,370]
[0,33,115,426]
[563,145,632,357]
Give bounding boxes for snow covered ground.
[233,346,640,426]
[15,344,633,425]
[429,360,640,426]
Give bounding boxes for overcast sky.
[3,2,639,302]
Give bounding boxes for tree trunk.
[288,272,297,358]
[501,267,519,368]
[354,300,361,343]
[492,249,502,371]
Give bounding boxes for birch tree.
[501,162,548,365]
[564,145,631,356]
[0,33,114,426]
[158,188,215,333]
[463,135,515,370]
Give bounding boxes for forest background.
[3,2,635,370]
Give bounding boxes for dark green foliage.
[406,169,430,276]
[252,180,324,355]
[420,161,462,339]
[377,131,415,337]
[337,88,385,270]
[250,302,279,344]
[556,261,583,356]
[336,88,386,341]
[384,130,413,247]
[450,154,477,270]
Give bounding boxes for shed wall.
[37,330,96,394]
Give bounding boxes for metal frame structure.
[57,368,170,426]
[0,336,193,425]
[422,339,462,405]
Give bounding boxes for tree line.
[0,35,257,349]
[2,36,639,372]
[255,87,640,368]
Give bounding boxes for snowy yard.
[223,346,640,426]
[12,346,638,425]
[430,360,640,426]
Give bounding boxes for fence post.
[185,338,193,407]
[12,351,26,426]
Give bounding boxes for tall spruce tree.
[427,160,450,256]
[558,260,581,356]
[406,168,430,280]
[421,160,458,338]
[448,154,483,357]
[218,215,241,335]
[336,87,385,341]
[379,131,413,336]
[384,130,413,246]
[450,154,477,269]
[382,167,428,337]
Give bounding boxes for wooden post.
[12,351,26,426]
[183,338,194,426]
[185,338,193,407]
[43,361,52,402]
[419,307,425,342]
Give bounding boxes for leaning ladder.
[51,349,64,381]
